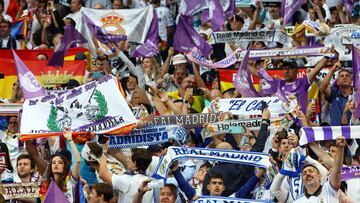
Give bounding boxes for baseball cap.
[283,59,298,68]
[172,54,187,65]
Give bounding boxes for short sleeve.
[112,174,131,193]
[323,181,339,199]
[325,86,337,102]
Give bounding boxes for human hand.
[262,108,270,120]
[63,129,73,141]
[168,47,174,57]
[336,136,346,148]
[271,134,279,149]
[184,88,193,101]
[138,179,151,194]
[158,90,169,103]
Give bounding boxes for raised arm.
[319,61,340,98]
[63,130,81,179]
[99,142,113,186]
[330,136,345,190]
[192,62,207,88]
[159,48,174,78]
[307,57,328,83]
[25,140,47,175]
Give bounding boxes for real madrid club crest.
[100,13,126,36]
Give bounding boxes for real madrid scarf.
[186,46,334,69]
[107,125,188,148]
[210,30,290,45]
[152,146,270,180]
[299,125,360,146]
[341,165,360,181]
[192,196,272,203]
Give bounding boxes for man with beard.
[294,136,345,202]
[12,154,38,203]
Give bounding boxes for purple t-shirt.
[258,68,311,113]
[278,77,311,113]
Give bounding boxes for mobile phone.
[98,135,109,144]
[193,88,204,96]
[261,101,268,112]
[91,71,105,79]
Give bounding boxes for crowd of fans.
[1,0,360,202]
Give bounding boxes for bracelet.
[138,188,146,195]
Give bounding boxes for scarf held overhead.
[152,146,270,180]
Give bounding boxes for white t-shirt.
[155,6,174,42]
[294,181,339,203]
[346,179,360,203]
[112,173,154,203]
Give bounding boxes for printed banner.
[324,25,360,60]
[186,46,332,69]
[205,117,285,134]
[299,126,360,146]
[215,97,297,116]
[0,182,41,200]
[152,146,270,180]
[235,0,256,7]
[107,125,189,148]
[341,165,360,181]
[74,6,154,55]
[193,196,271,203]
[211,30,290,45]
[0,59,86,99]
[144,113,221,129]
[186,47,241,69]
[20,75,137,141]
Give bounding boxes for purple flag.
[48,25,87,67]
[82,13,127,47]
[43,180,69,203]
[132,11,159,57]
[342,0,354,17]
[12,50,46,100]
[174,15,212,57]
[179,0,206,16]
[352,45,360,118]
[224,0,236,18]
[209,0,226,31]
[281,0,305,24]
[233,50,259,97]
[258,68,289,103]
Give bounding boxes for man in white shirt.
[99,143,154,203]
[151,0,174,46]
[294,136,345,202]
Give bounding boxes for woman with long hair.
[0,142,14,183]
[40,130,81,202]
